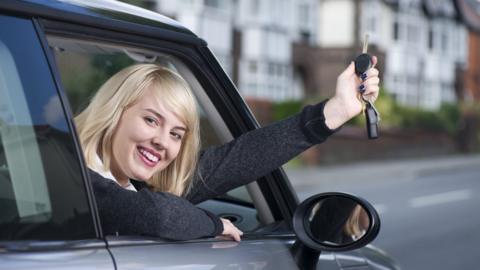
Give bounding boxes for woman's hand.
[220,218,243,242]
[324,56,380,129]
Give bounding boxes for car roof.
[0,0,199,40]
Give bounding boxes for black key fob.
[365,103,379,139]
[355,53,372,76]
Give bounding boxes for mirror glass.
[306,196,370,246]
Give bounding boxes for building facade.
[383,0,467,109]
[149,0,470,110]
[456,0,480,102]
[303,0,468,110]
[154,0,315,102]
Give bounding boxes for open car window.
[47,36,268,233]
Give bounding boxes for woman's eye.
[171,132,182,140]
[144,117,157,125]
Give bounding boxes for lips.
[137,146,161,167]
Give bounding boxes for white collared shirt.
[91,155,137,192]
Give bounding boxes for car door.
[39,16,350,268]
[1,2,398,270]
[0,14,114,270]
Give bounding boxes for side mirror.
[291,192,380,269]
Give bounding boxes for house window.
[251,0,259,16]
[441,32,448,52]
[407,24,417,43]
[428,29,434,50]
[268,62,275,76]
[205,0,220,8]
[249,61,257,73]
[393,21,399,41]
[298,4,309,29]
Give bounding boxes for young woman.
[75,59,380,241]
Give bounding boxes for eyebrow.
[144,108,187,131]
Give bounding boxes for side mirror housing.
[291,192,381,269]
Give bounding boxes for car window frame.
[37,17,299,235]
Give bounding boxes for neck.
[111,169,129,187]
[116,177,130,187]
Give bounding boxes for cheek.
[167,142,183,162]
[112,121,144,159]
[129,119,150,140]
[112,130,131,159]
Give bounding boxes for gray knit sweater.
[90,100,336,240]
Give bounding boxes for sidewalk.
[285,154,480,188]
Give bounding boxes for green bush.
[272,100,303,122]
[265,87,463,136]
[439,103,462,134]
[349,86,401,128]
[62,53,134,114]
[328,87,461,135]
[397,106,443,131]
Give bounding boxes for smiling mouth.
[137,146,161,166]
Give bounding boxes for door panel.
[107,237,342,270]
[0,247,113,270]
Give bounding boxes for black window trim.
[0,0,200,46]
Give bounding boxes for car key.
[355,34,379,139]
[355,34,372,76]
[363,97,380,139]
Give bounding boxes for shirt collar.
[91,154,137,192]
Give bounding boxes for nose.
[151,130,168,152]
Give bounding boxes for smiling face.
[110,85,187,184]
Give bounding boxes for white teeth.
[139,148,159,163]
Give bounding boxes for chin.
[131,171,154,182]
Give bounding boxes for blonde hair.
[344,205,367,240]
[75,64,200,196]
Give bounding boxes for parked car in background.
[0,0,399,269]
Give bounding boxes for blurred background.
[121,0,480,269]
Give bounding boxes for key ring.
[357,92,366,112]
[360,93,373,103]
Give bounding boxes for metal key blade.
[362,34,369,54]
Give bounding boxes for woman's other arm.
[186,58,379,204]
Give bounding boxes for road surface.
[285,154,480,270]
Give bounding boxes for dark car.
[0,0,399,269]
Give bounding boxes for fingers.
[359,63,380,102]
[371,55,378,68]
[363,67,379,78]
[220,218,244,242]
[362,87,379,103]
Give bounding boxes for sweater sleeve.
[186,99,338,204]
[89,170,223,240]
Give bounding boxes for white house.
[153,0,467,109]
[314,0,468,109]
[366,0,467,109]
[155,0,235,76]
[154,0,317,102]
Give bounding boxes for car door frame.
[35,13,301,229]
[34,18,308,269]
